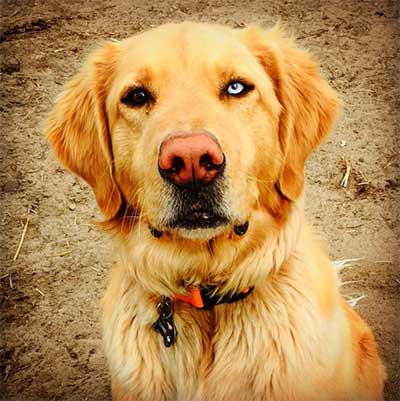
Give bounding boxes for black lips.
[166,178,229,229]
[171,210,228,229]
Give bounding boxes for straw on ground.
[13,217,29,261]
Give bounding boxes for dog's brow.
[137,66,153,83]
[120,67,155,95]
[217,66,251,82]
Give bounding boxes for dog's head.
[46,22,338,242]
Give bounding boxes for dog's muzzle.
[158,130,229,230]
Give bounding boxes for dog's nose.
[158,131,225,187]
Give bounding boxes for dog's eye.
[121,87,152,107]
[224,81,254,97]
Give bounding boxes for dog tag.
[153,296,177,347]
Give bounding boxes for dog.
[46,22,386,401]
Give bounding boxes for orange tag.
[175,289,204,308]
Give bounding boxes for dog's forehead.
[117,23,255,80]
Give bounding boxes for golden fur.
[46,22,386,401]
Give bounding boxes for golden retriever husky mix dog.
[46,22,385,401]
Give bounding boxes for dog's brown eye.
[121,87,152,107]
[224,81,254,97]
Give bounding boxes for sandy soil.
[0,0,399,400]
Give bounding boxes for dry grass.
[333,259,367,307]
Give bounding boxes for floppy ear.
[45,42,122,218]
[241,26,339,200]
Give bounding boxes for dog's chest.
[104,285,332,401]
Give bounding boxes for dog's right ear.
[239,25,339,201]
[45,42,122,219]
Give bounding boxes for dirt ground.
[0,0,398,400]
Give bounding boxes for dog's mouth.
[162,179,231,231]
[169,208,229,229]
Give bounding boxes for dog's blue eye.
[225,81,254,97]
[227,82,245,95]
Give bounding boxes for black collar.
[195,285,254,310]
[153,286,254,347]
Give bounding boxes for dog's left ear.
[239,26,340,200]
[45,42,122,219]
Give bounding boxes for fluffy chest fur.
[102,246,353,401]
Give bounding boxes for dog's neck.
[117,199,305,297]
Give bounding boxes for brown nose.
[158,131,225,187]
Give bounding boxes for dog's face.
[47,22,338,242]
[111,24,282,239]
